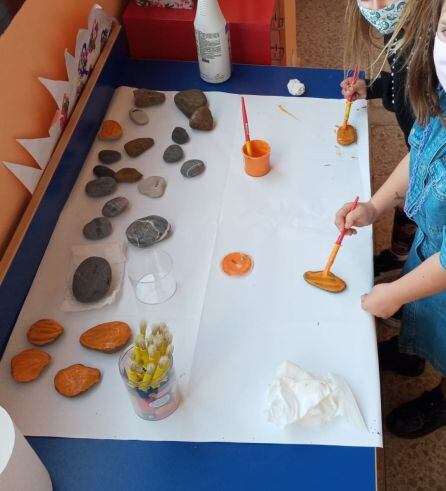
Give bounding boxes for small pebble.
[93,165,116,179]
[163,144,184,163]
[189,106,213,131]
[129,108,149,125]
[85,177,117,198]
[138,176,167,198]
[133,89,166,108]
[72,257,111,303]
[83,217,112,240]
[98,150,121,165]
[172,127,189,144]
[124,138,154,158]
[174,89,207,117]
[181,159,206,178]
[98,120,122,141]
[126,215,171,248]
[102,197,129,217]
[115,168,143,183]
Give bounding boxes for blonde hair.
[343,0,388,76]
[384,0,442,125]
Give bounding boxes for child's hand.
[335,201,377,236]
[340,77,367,101]
[361,284,403,319]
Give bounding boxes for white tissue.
[265,361,366,430]
[287,79,305,96]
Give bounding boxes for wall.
[0,0,126,256]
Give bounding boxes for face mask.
[357,0,407,35]
[434,34,446,92]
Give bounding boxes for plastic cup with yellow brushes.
[304,197,359,293]
[337,65,359,146]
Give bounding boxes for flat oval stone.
[133,89,166,108]
[189,106,214,131]
[129,108,149,126]
[102,197,129,217]
[98,120,122,141]
[93,165,116,179]
[172,126,189,144]
[181,159,206,178]
[83,217,112,240]
[174,89,207,117]
[124,138,154,158]
[72,257,112,303]
[163,144,184,163]
[138,176,167,198]
[126,215,171,248]
[86,177,117,197]
[115,168,143,183]
[98,150,121,165]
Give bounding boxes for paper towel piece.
[287,79,305,96]
[3,162,43,194]
[265,361,366,430]
[61,241,127,312]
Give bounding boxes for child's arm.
[362,253,446,318]
[335,152,410,233]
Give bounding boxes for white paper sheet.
[0,87,381,447]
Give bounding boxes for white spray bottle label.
[194,0,231,84]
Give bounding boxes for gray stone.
[181,159,206,178]
[83,217,112,240]
[124,138,154,158]
[172,126,189,144]
[86,177,117,197]
[72,256,112,303]
[133,89,166,108]
[138,176,166,198]
[189,106,213,131]
[93,165,116,179]
[126,215,171,248]
[102,197,129,217]
[129,108,149,125]
[163,144,184,163]
[174,89,207,117]
[98,150,121,165]
[115,168,143,183]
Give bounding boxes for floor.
[297,1,446,490]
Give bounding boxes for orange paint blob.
[336,124,357,146]
[221,252,253,276]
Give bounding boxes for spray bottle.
[194,0,231,83]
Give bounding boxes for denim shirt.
[405,90,446,268]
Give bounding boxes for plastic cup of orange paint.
[242,139,271,177]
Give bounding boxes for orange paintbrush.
[241,96,252,156]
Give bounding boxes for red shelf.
[123,0,276,65]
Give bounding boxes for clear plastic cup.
[242,139,271,177]
[119,346,181,421]
[127,249,176,304]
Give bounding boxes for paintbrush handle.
[343,65,359,127]
[336,196,359,245]
[323,243,341,276]
[241,96,250,142]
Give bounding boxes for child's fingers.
[345,208,363,229]
[335,203,353,230]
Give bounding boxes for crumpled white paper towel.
[287,79,305,96]
[61,241,127,312]
[265,361,366,430]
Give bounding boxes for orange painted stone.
[336,124,357,146]
[98,120,123,141]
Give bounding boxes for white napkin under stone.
[265,361,366,430]
[61,241,127,312]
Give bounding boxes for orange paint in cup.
[242,139,271,177]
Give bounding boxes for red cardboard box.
[123,0,276,65]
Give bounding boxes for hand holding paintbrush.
[337,65,359,146]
